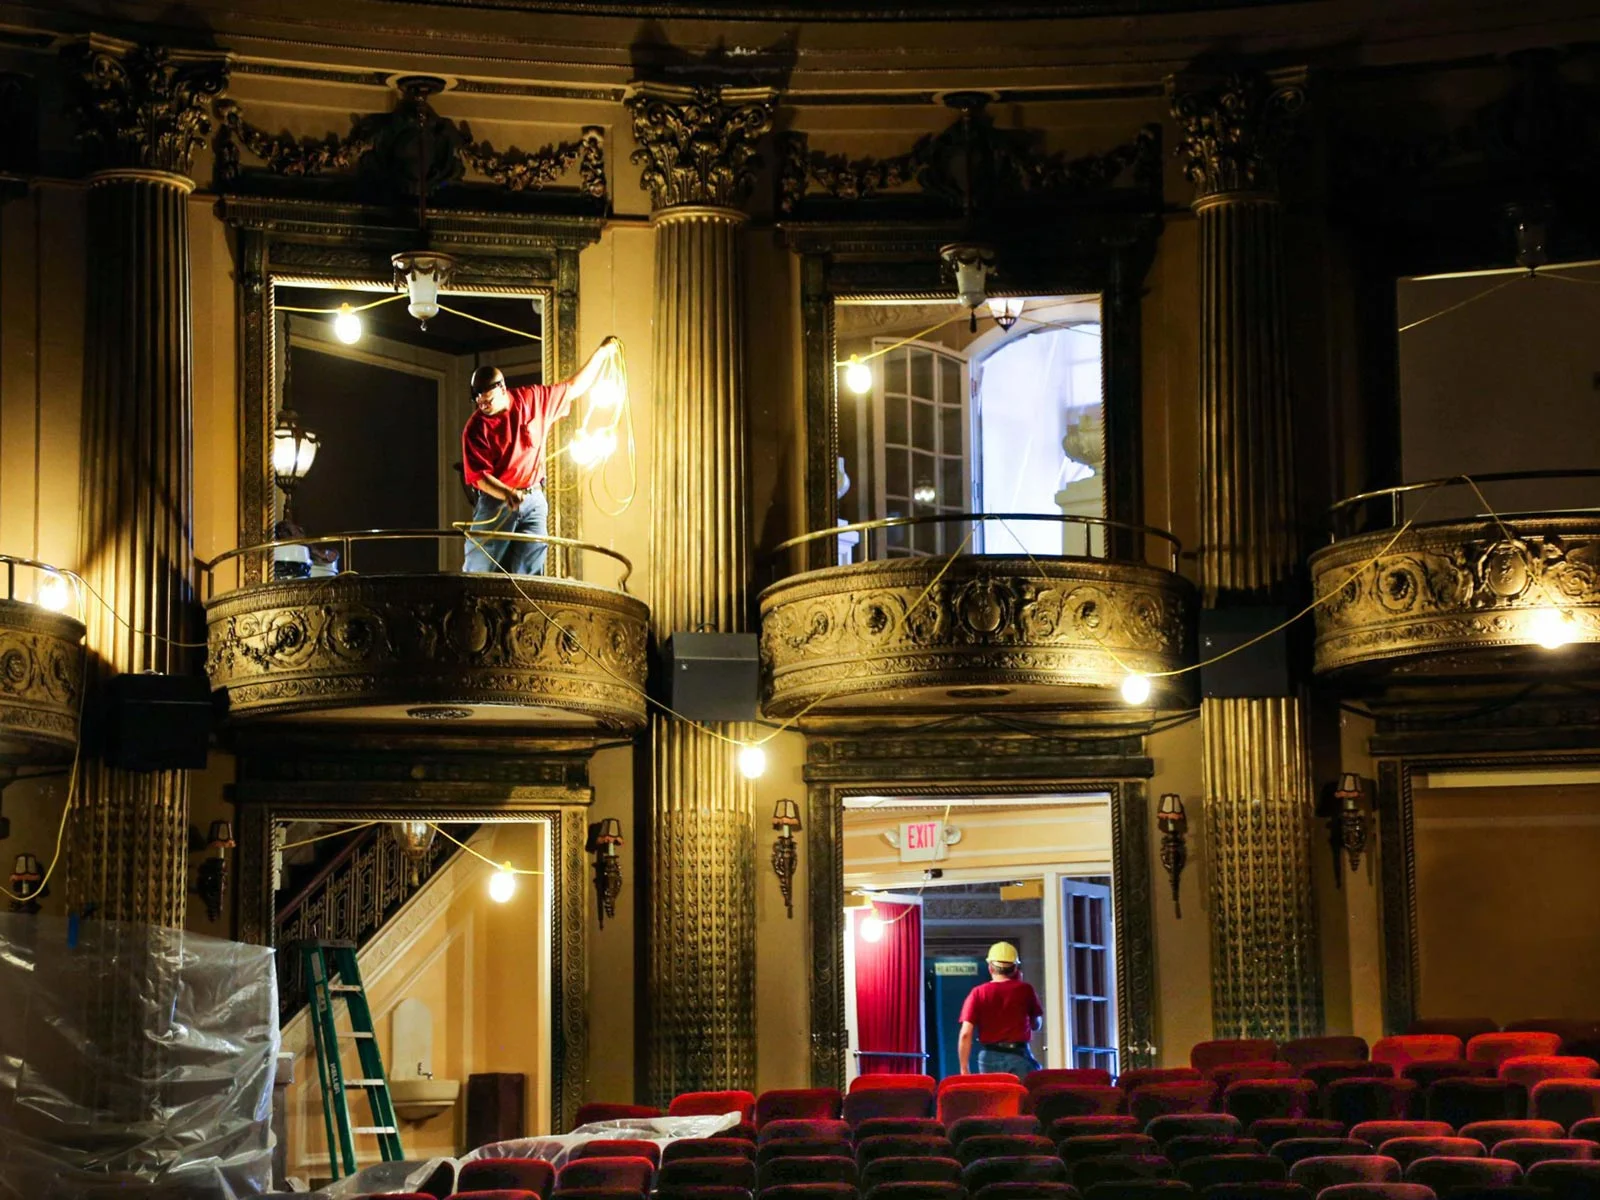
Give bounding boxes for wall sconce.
[393,820,437,887]
[271,404,320,524]
[9,852,45,914]
[586,818,624,928]
[190,820,235,922]
[771,799,802,919]
[1332,772,1369,873]
[1156,793,1188,919]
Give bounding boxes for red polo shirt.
[958,977,1043,1044]
[461,382,573,491]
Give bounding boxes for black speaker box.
[103,673,212,771]
[663,632,759,722]
[1199,607,1292,699]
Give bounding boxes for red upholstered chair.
[974,1184,1082,1200]
[859,1155,965,1192]
[857,1134,957,1167]
[661,1138,757,1163]
[1501,1058,1600,1089]
[865,1182,965,1200]
[1194,1043,1281,1075]
[757,1138,856,1165]
[1080,1182,1194,1200]
[1249,1120,1346,1149]
[1287,1156,1403,1191]
[1069,1156,1177,1190]
[1458,1120,1565,1151]
[1533,1081,1600,1130]
[1324,1078,1419,1127]
[1270,1139,1374,1169]
[1050,1117,1143,1141]
[760,1185,860,1200]
[1223,1081,1318,1127]
[1504,1021,1600,1049]
[1351,1123,1455,1146]
[1427,1080,1528,1128]
[1374,1038,1465,1068]
[1176,1156,1288,1189]
[761,1119,855,1144]
[850,1096,930,1130]
[758,1155,860,1190]
[1316,1184,1438,1200]
[1468,1035,1564,1069]
[458,1159,557,1197]
[1210,1064,1299,1089]
[670,1090,757,1121]
[857,1118,945,1140]
[1301,1062,1395,1091]
[938,1081,1028,1125]
[1164,1137,1265,1166]
[855,1075,938,1094]
[574,1102,664,1129]
[655,1186,752,1200]
[944,1074,1030,1091]
[947,1116,1042,1145]
[1575,1119,1600,1144]
[1033,1086,1125,1124]
[656,1156,759,1191]
[1030,1070,1116,1092]
[574,1141,662,1169]
[1119,1068,1206,1092]
[962,1154,1073,1192]
[1409,1020,1499,1042]
[1281,1038,1371,1069]
[1129,1083,1221,1126]
[1403,1157,1524,1192]
[1146,1115,1246,1147]
[1490,1140,1600,1170]
[452,1192,548,1200]
[1526,1159,1600,1200]
[1194,1184,1312,1200]
[759,1090,846,1128]
[1377,1138,1485,1168]
[957,1135,1057,1166]
[1059,1135,1163,1165]
[553,1158,655,1196]
[1403,1060,1496,1091]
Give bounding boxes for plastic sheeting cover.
[0,915,278,1199]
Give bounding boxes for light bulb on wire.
[737,743,767,779]
[35,571,72,613]
[332,303,362,345]
[1529,606,1575,650]
[859,912,885,943]
[488,865,517,903]
[588,377,625,413]
[569,426,617,469]
[843,356,873,396]
[1120,672,1152,705]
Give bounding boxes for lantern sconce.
[1332,772,1369,874]
[189,820,236,923]
[586,818,624,928]
[393,820,438,887]
[1156,793,1187,919]
[771,799,802,919]
[9,852,46,914]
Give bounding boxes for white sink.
[390,1077,460,1122]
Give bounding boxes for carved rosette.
[0,600,85,761]
[627,83,775,210]
[1168,70,1306,203]
[205,575,648,729]
[760,557,1195,719]
[1311,516,1600,675]
[64,39,228,177]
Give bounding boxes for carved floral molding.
[65,39,229,177]
[627,82,776,211]
[1168,69,1307,202]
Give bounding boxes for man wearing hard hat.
[956,941,1045,1080]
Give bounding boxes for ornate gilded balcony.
[760,514,1196,721]
[1311,472,1600,682]
[203,531,648,732]
[0,558,86,763]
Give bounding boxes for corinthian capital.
[65,38,229,178]
[1167,68,1307,203]
[626,82,776,211]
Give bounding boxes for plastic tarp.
[0,915,278,1199]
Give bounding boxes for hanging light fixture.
[912,479,937,506]
[332,303,363,344]
[8,852,45,914]
[393,820,438,887]
[390,76,458,332]
[843,356,873,396]
[986,296,1025,331]
[940,242,997,332]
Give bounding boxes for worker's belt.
[980,1041,1028,1053]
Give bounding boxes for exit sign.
[899,819,946,862]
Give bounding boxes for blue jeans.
[463,485,549,575]
[975,1046,1039,1082]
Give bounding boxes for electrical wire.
[276,293,408,316]
[436,303,545,341]
[74,573,211,649]
[427,820,543,876]
[276,821,377,850]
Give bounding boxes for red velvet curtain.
[854,901,923,1075]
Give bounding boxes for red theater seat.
[1176,1156,1287,1189]
[865,1183,965,1200]
[757,1137,855,1164]
[1458,1120,1565,1151]
[1288,1156,1402,1191]
[1301,1062,1395,1090]
[943,1074,1029,1091]
[1490,1140,1600,1171]
[856,1134,957,1167]
[1575,1119,1600,1144]
[1324,1078,1419,1127]
[1129,1083,1220,1126]
[458,1159,556,1197]
[760,1119,854,1144]
[856,1119,945,1141]
[670,1090,757,1121]
[1403,1060,1495,1091]
[1350,1123,1454,1146]
[1069,1156,1176,1189]
[1377,1138,1485,1168]
[1079,1182,1193,1200]
[1467,1035,1563,1069]
[1373,1038,1464,1068]
[1195,1184,1312,1200]
[962,1155,1073,1191]
[573,1102,664,1129]
[1249,1120,1346,1149]
[1501,1058,1600,1089]
[760,1185,860,1200]
[859,1155,964,1191]
[1526,1160,1600,1200]
[553,1157,654,1196]
[1280,1038,1371,1069]
[854,1075,937,1094]
[758,1155,860,1189]
[656,1157,758,1190]
[1164,1137,1264,1166]
[1033,1086,1125,1124]
[956,1135,1057,1166]
[453,1192,548,1200]
[1050,1117,1143,1141]
[1059,1135,1164,1164]
[1403,1157,1524,1192]
[1210,1064,1298,1088]
[1194,1043,1281,1075]
[1427,1081,1528,1128]
[973,1185,1081,1200]
[1269,1139,1373,1169]
[1409,1020,1499,1042]
[1315,1185,1438,1200]
[661,1138,757,1163]
[759,1090,845,1128]
[947,1116,1042,1145]
[1532,1081,1600,1130]
[1145,1115,1245,1146]
[938,1081,1028,1125]
[1030,1069,1116,1091]
[1223,1081,1318,1126]
[846,1090,937,1126]
[572,1141,661,1169]
[1118,1068,1206,1092]
[655,1186,751,1200]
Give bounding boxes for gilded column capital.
[626,82,775,211]
[64,37,229,179]
[1167,68,1306,205]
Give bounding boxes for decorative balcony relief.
[760,556,1194,720]
[0,600,85,762]
[205,574,648,731]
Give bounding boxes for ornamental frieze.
[760,556,1194,720]
[0,600,85,761]
[205,575,647,730]
[1310,516,1600,675]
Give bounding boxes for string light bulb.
[488,865,517,903]
[1120,672,1152,705]
[332,303,362,345]
[569,426,617,469]
[858,912,885,943]
[737,743,767,779]
[35,571,72,613]
[588,376,625,413]
[843,356,873,396]
[1529,606,1575,650]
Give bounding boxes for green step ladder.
[300,940,405,1180]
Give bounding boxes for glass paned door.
[1061,877,1117,1073]
[873,340,970,557]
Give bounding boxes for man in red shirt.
[957,941,1044,1080]
[461,337,619,575]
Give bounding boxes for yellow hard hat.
[986,941,1020,964]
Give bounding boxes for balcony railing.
[0,555,87,762]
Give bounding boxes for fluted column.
[629,82,775,1103]
[1170,70,1323,1039]
[64,39,227,926]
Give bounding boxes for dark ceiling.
[276,285,543,357]
[421,0,1292,18]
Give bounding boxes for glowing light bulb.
[859,914,885,943]
[912,479,937,506]
[35,571,71,613]
[488,866,517,903]
[1529,606,1574,650]
[844,356,873,396]
[737,743,767,779]
[589,377,625,413]
[569,427,616,468]
[1120,673,1152,705]
[332,303,362,345]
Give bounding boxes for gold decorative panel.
[1310,517,1600,677]
[0,600,85,761]
[760,557,1194,719]
[205,575,648,730]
